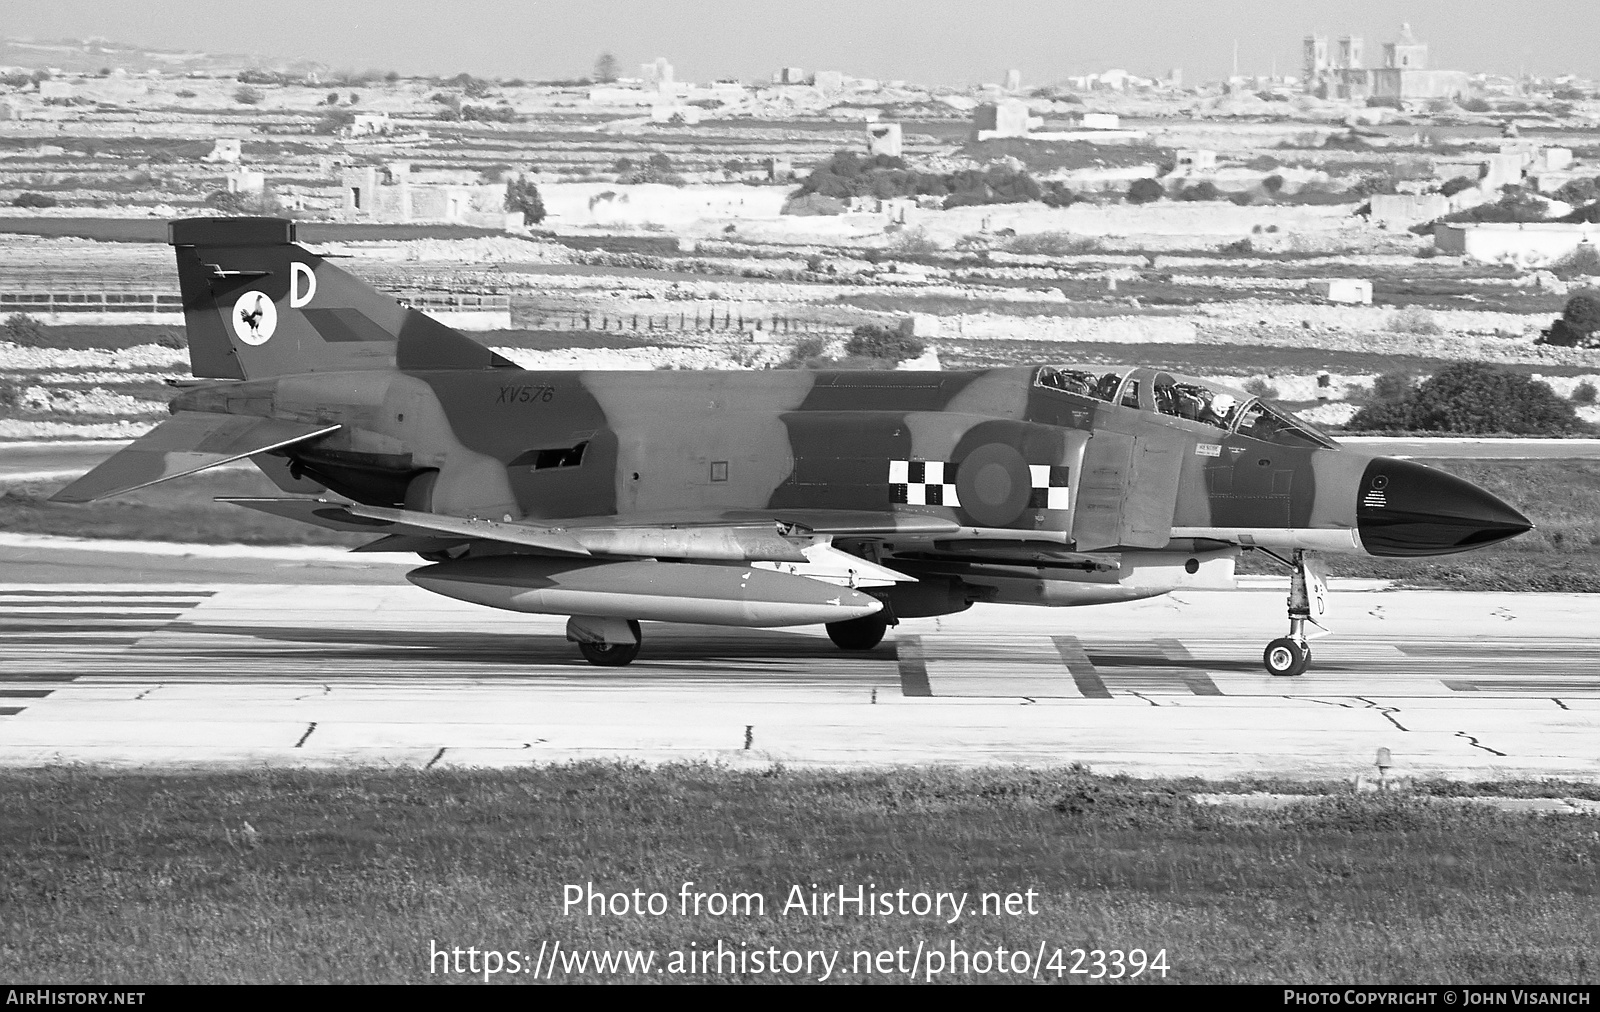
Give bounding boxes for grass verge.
[1,765,1595,984]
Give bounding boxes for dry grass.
[1,765,1595,984]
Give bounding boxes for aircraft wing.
[218,498,953,565]
[50,412,341,503]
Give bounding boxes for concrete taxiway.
[0,556,1595,780]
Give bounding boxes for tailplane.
[169,216,515,380]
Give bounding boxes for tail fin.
[169,216,515,380]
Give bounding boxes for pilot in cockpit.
[1202,392,1237,429]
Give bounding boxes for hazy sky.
[7,0,1598,84]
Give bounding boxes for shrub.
[1175,180,1221,202]
[1537,320,1585,347]
[845,324,923,363]
[1349,362,1589,435]
[461,105,517,123]
[314,108,354,135]
[233,86,264,105]
[1388,305,1442,335]
[1262,174,1284,194]
[1243,377,1279,400]
[781,193,845,216]
[1436,188,1548,226]
[1550,244,1600,281]
[1001,231,1099,256]
[1323,131,1369,150]
[1228,190,1255,206]
[1462,97,1491,113]
[1126,178,1163,204]
[2,314,48,347]
[0,378,19,410]
[887,227,939,255]
[1219,238,1254,255]
[1438,175,1477,198]
[11,192,57,208]
[1573,381,1597,405]
[1564,291,1600,336]
[1371,371,1418,403]
[1553,177,1600,205]
[785,336,826,366]
[1039,181,1078,208]
[504,174,546,223]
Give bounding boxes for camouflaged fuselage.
[173,364,1361,552]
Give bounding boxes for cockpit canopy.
[1034,365,1338,449]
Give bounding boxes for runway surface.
[1,571,1595,780]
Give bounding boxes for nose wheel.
[1260,548,1327,677]
[1264,637,1311,677]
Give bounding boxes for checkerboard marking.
[889,460,1072,510]
[1028,464,1072,510]
[889,459,960,506]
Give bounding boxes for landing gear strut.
[1260,549,1327,677]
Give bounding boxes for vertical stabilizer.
[168,216,515,380]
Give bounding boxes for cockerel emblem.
[231,290,278,346]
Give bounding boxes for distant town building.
[341,162,517,228]
[973,99,1040,139]
[225,169,265,194]
[866,122,903,158]
[641,58,674,90]
[1435,222,1600,264]
[1174,149,1217,173]
[1311,279,1373,304]
[1304,23,1469,103]
[811,70,844,94]
[1370,193,1449,227]
[37,80,73,100]
[1004,69,1022,92]
[1080,112,1121,130]
[344,112,393,137]
[772,67,806,85]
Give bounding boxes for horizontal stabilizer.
[219,498,592,556]
[50,412,340,503]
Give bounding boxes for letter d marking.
[290,261,317,308]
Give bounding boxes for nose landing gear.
[1260,549,1327,677]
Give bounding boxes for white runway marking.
[0,583,1596,780]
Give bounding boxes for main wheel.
[826,613,888,651]
[577,620,642,667]
[1263,637,1309,677]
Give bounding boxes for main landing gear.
[568,616,642,666]
[826,612,889,651]
[1259,548,1328,677]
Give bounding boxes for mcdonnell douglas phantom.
[53,218,1533,674]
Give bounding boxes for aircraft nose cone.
[1357,457,1533,557]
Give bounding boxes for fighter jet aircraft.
[53,218,1533,674]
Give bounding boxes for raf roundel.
[232,290,278,346]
